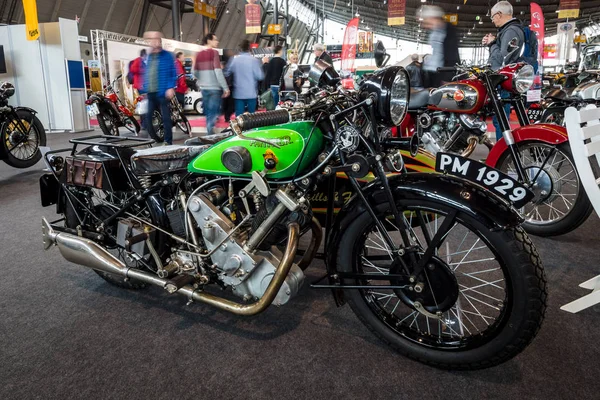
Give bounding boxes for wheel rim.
[152,111,164,140]
[355,206,510,350]
[5,118,40,161]
[498,143,579,226]
[124,117,136,133]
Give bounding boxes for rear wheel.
[2,110,46,168]
[149,110,165,142]
[496,141,592,236]
[337,199,547,370]
[63,188,162,289]
[123,116,140,134]
[194,99,203,115]
[97,111,119,136]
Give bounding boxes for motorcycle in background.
[86,75,141,136]
[0,82,46,168]
[397,60,592,237]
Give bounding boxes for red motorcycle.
[397,62,591,237]
[85,75,140,136]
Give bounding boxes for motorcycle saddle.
[408,88,431,110]
[184,129,234,146]
[130,145,209,175]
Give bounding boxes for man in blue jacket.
[143,31,177,145]
[225,40,264,116]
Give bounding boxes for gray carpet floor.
[1,131,599,400]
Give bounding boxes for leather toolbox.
[65,157,104,188]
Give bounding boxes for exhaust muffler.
[41,218,299,316]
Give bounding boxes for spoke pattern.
[499,143,579,225]
[358,206,507,347]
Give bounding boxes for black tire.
[148,110,165,142]
[194,99,203,115]
[97,111,119,136]
[337,199,547,370]
[496,141,593,237]
[63,190,148,290]
[176,114,192,136]
[123,116,141,134]
[2,110,46,168]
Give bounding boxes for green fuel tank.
[188,121,325,180]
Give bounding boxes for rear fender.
[486,124,568,167]
[325,172,523,285]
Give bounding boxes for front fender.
[14,106,38,115]
[486,124,568,167]
[325,172,523,273]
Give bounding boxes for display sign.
[388,0,405,26]
[527,89,542,102]
[78,35,88,43]
[267,24,281,35]
[543,44,557,59]
[574,34,587,43]
[341,18,359,73]
[245,1,261,34]
[558,0,580,19]
[557,22,575,62]
[443,14,458,25]
[194,0,217,19]
[22,0,40,41]
[87,60,100,69]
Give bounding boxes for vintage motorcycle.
[532,78,600,126]
[86,75,141,136]
[397,61,592,237]
[39,62,546,370]
[0,82,47,168]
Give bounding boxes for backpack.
[520,26,539,74]
[126,59,135,84]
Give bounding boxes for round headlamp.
[359,66,410,126]
[513,64,535,93]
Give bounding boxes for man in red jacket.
[175,51,188,106]
[129,49,147,93]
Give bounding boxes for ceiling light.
[419,17,423,21]
[460,40,463,43]
[418,29,421,32]
[457,6,460,10]
[226,7,229,14]
[355,11,360,17]
[468,31,472,35]
[479,21,483,24]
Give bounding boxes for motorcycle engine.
[187,191,306,306]
[420,112,459,155]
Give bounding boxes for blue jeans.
[235,98,257,116]
[201,89,222,135]
[271,85,280,107]
[492,89,512,142]
[147,92,172,144]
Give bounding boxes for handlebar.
[234,109,291,131]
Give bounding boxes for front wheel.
[337,199,547,370]
[496,142,593,236]
[149,110,165,142]
[2,110,46,168]
[176,114,192,136]
[123,116,140,134]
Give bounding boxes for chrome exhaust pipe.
[42,218,127,276]
[41,218,300,316]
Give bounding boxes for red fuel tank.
[427,78,487,113]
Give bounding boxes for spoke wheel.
[338,198,546,369]
[496,141,592,236]
[2,110,46,168]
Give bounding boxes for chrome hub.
[525,164,560,204]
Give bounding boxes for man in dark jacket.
[419,5,460,87]
[263,45,287,108]
[405,54,423,88]
[482,1,524,140]
[313,43,334,66]
[143,31,177,145]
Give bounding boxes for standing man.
[419,5,460,87]
[194,33,230,135]
[405,54,423,88]
[143,31,177,145]
[226,40,264,116]
[130,49,147,94]
[263,45,287,107]
[313,43,333,66]
[482,1,524,140]
[175,52,188,107]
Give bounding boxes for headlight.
[359,66,410,126]
[513,64,535,93]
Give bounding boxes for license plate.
[527,108,542,122]
[87,103,100,117]
[435,153,534,209]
